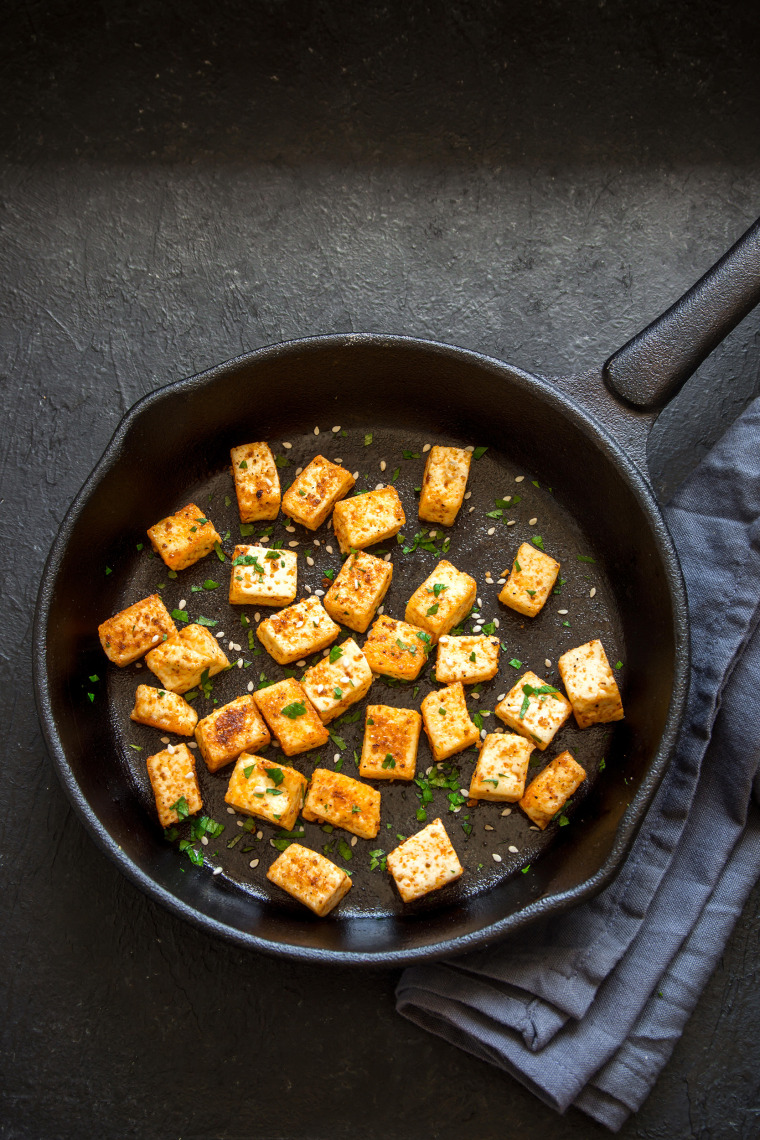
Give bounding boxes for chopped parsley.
[364,433,373,446]
[281,700,306,719]
[170,795,190,820]
[426,603,439,616]
[509,658,522,669]
[382,754,396,769]
[274,455,290,468]
[472,445,488,459]
[531,535,545,550]
[577,555,596,563]
[171,608,189,623]
[329,645,344,664]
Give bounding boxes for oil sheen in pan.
[105,425,624,918]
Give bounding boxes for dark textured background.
[2,2,759,1137]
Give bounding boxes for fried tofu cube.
[404,560,477,644]
[147,502,222,571]
[98,593,177,667]
[495,670,572,750]
[418,446,472,526]
[498,542,560,618]
[194,695,271,772]
[256,595,340,665]
[301,638,373,723]
[387,818,463,903]
[362,615,430,681]
[420,682,480,762]
[253,678,329,756]
[359,704,422,781]
[130,684,198,736]
[281,455,355,530]
[435,634,500,684]
[558,639,625,728]
[145,623,230,693]
[302,768,381,839]
[146,744,202,828]
[323,549,393,633]
[228,545,297,607]
[468,733,535,802]
[519,750,587,830]
[225,754,307,831]
[266,843,352,916]
[230,442,281,522]
[331,486,406,553]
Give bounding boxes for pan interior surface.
[37,337,683,962]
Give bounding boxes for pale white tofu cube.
[281,455,355,530]
[558,639,624,728]
[498,541,560,618]
[404,559,477,644]
[130,684,198,736]
[253,678,329,756]
[468,733,535,802]
[359,704,422,781]
[225,754,307,831]
[99,593,177,667]
[147,502,222,571]
[362,615,430,681]
[266,843,352,916]
[323,549,393,633]
[420,682,480,762]
[228,544,297,607]
[387,818,463,903]
[418,446,471,526]
[301,638,373,723]
[230,441,281,522]
[302,768,381,839]
[146,744,202,828]
[331,486,406,553]
[495,670,572,750]
[435,634,501,684]
[256,595,340,664]
[519,750,587,829]
[194,695,271,772]
[145,624,230,693]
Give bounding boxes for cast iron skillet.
[34,218,760,965]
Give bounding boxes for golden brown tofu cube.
[225,754,307,831]
[253,678,330,756]
[558,639,624,728]
[362,615,430,681]
[420,682,480,762]
[435,634,501,685]
[302,768,381,839]
[98,593,177,667]
[495,670,572,750]
[266,843,352,917]
[418,446,472,527]
[147,503,222,571]
[519,750,587,829]
[468,733,535,802]
[146,744,202,828]
[331,486,406,553]
[194,695,271,773]
[404,560,477,644]
[228,545,298,607]
[281,455,355,530]
[301,638,373,723]
[130,684,198,736]
[323,550,393,633]
[230,442,281,522]
[387,818,463,903]
[256,595,340,665]
[498,542,560,618]
[359,704,422,781]
[145,623,230,694]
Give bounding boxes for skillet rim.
[32,332,690,965]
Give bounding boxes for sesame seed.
[288,540,299,547]
[465,445,475,453]
[296,467,303,475]
[493,618,500,628]
[425,766,433,775]
[464,490,472,499]
[484,824,494,831]
[236,820,244,827]
[167,743,175,754]
[135,662,143,668]
[501,808,512,816]
[215,630,225,638]
[188,742,197,749]
[481,711,491,718]
[352,471,359,479]
[529,517,537,526]
[375,482,384,491]
[487,527,495,536]
[452,806,461,813]
[472,624,482,633]
[380,460,386,471]
[469,506,475,513]
[496,693,505,702]
[226,807,236,815]
[212,866,222,876]
[285,525,296,533]
[160,736,170,744]
[233,642,241,651]
[307,556,315,566]
[314,426,320,435]
[178,598,186,609]
[296,659,306,667]
[558,608,568,615]
[384,553,391,562]
[480,728,487,739]
[201,835,208,846]
[151,634,160,643]
[515,475,524,482]
[305,584,312,593]
[326,545,333,554]
[247,681,254,691]
[471,692,480,700]
[282,441,292,448]
[423,443,431,452]
[333,458,342,464]
[378,604,384,614]
[260,535,269,543]
[508,844,519,853]
[334,752,341,762]
[429,530,437,538]
[485,575,493,582]
[314,539,321,547]
[477,596,482,607]
[254,612,260,621]
[350,836,357,847]
[507,519,517,526]
[492,852,502,862]
[228,640,235,650]
[545,659,552,668]
[497,578,506,585]
[590,587,597,598]
[249,858,260,869]
[530,825,540,831]
[332,425,340,433]
[314,588,325,596]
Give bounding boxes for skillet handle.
[603,216,760,411]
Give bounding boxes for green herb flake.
[329,730,348,751]
[521,865,531,874]
[599,758,606,772]
[275,455,290,468]
[136,542,144,551]
[382,754,396,770]
[171,795,190,821]
[281,700,306,719]
[167,569,178,579]
[333,686,343,699]
[469,651,477,662]
[238,459,248,470]
[214,541,226,562]
[508,658,522,669]
[432,582,448,598]
[472,445,488,460]
[391,467,400,483]
[426,602,439,616]
[531,535,545,550]
[329,645,344,664]
[171,608,189,623]
[615,660,623,670]
[364,433,373,446]
[337,839,353,861]
[402,449,421,460]
[558,814,570,827]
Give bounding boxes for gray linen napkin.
[396,397,760,1131]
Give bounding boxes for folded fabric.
[397,396,760,1130]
